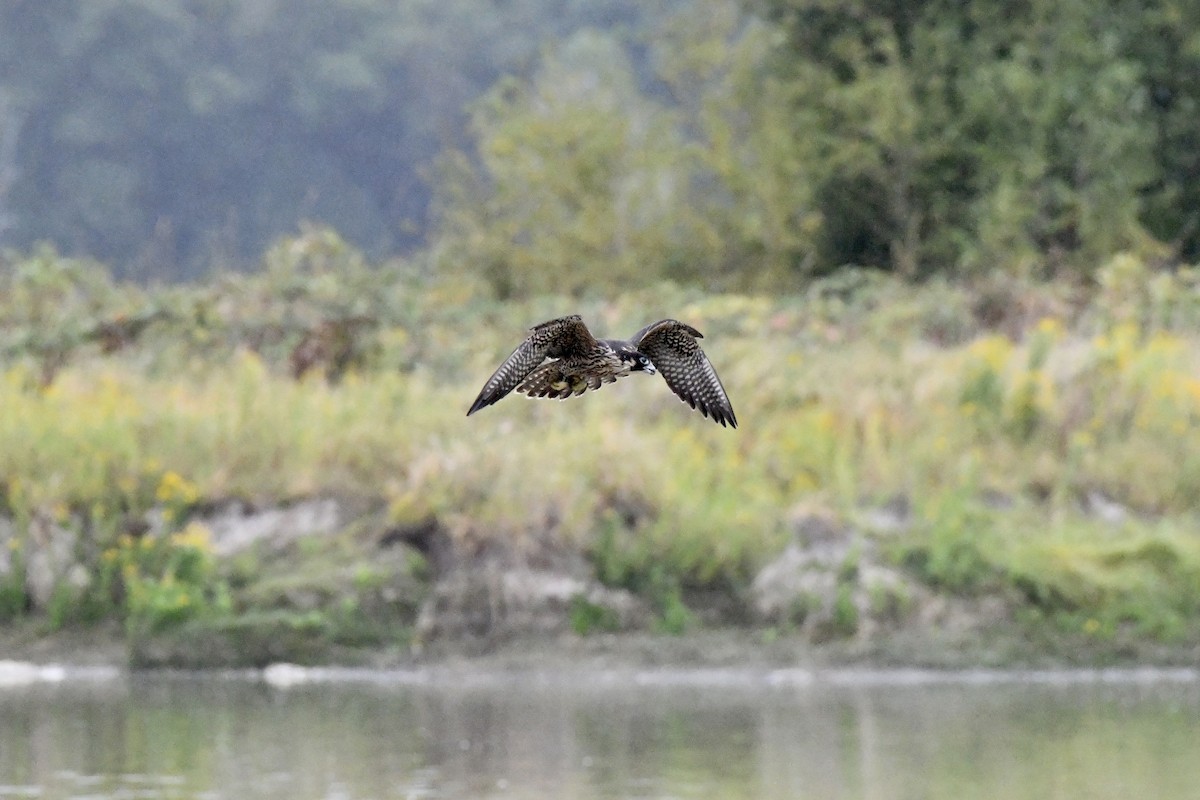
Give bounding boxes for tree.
[1123,0,1200,262]
[0,0,654,277]
[433,32,702,296]
[751,0,1173,277]
[432,2,829,295]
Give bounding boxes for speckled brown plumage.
[517,354,627,399]
[467,315,737,428]
[466,316,600,415]
[630,320,737,428]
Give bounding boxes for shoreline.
[3,622,1198,679]
[5,493,1200,674]
[3,653,1199,692]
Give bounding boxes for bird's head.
[618,347,656,374]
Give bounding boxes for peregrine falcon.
[466,315,738,427]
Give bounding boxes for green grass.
[5,241,1200,644]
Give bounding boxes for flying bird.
[466,315,737,427]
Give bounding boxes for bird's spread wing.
[467,315,597,415]
[632,319,738,428]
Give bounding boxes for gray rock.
[751,541,834,621]
[202,498,344,556]
[857,494,913,535]
[415,535,646,646]
[24,513,80,611]
[750,517,926,641]
[0,516,15,579]
[1082,490,1129,524]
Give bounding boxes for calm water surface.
[1,667,1198,799]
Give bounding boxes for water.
[1,667,1198,799]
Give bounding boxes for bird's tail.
[518,363,616,399]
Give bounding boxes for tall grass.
[4,241,1200,641]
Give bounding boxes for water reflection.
[1,670,1198,799]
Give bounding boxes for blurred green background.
[2,0,1197,284]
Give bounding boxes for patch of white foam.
[0,660,66,687]
[261,662,316,688]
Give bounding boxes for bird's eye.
[640,356,649,365]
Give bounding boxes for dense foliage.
[3,1,1198,288]
[751,0,1200,276]
[436,0,1200,292]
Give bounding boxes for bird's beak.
[644,363,657,375]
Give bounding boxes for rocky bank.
[2,497,1195,670]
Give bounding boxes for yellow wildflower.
[171,522,213,551]
[155,471,199,505]
[967,335,1012,373]
[1035,317,1064,340]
